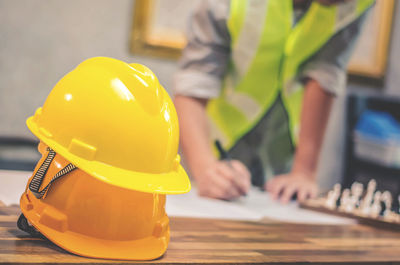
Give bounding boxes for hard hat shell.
[26,57,190,194]
[20,142,170,260]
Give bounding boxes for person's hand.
[265,172,318,204]
[193,159,251,200]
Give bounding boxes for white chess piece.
[333,183,341,193]
[324,184,341,210]
[397,195,400,222]
[381,192,398,222]
[359,179,377,216]
[351,182,363,198]
[367,179,377,191]
[345,183,363,213]
[381,191,393,217]
[370,191,382,218]
[339,189,350,212]
[324,190,335,209]
[398,195,400,214]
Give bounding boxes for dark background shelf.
[343,94,400,209]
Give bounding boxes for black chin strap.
[29,147,77,199]
[17,214,43,238]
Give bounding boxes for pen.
[214,140,230,161]
[214,140,247,196]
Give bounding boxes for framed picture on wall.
[347,0,396,78]
[131,0,396,78]
[130,0,197,59]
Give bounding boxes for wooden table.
[1,205,400,264]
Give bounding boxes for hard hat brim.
[27,117,191,195]
[20,194,169,260]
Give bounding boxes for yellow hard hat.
[20,142,170,260]
[19,57,191,260]
[26,57,190,194]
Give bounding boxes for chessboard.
[300,180,400,231]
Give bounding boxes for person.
[173,0,373,203]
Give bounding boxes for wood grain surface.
[1,205,400,264]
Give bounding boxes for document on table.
[0,170,31,206]
[167,186,355,225]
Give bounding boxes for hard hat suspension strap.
[29,147,56,196]
[17,213,43,238]
[29,147,77,199]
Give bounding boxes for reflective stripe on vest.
[207,0,374,150]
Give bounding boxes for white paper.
[0,170,31,205]
[166,189,263,221]
[167,186,355,225]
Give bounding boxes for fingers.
[265,175,319,203]
[230,160,251,194]
[298,186,314,202]
[266,177,286,200]
[215,161,249,196]
[297,182,319,202]
[231,160,251,180]
[200,167,241,200]
[197,160,250,200]
[280,183,298,204]
[297,188,309,202]
[198,178,239,200]
[196,160,252,200]
[265,177,276,192]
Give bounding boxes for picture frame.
[130,0,193,59]
[347,0,396,78]
[130,0,396,78]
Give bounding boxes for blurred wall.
[0,0,177,138]
[317,2,400,189]
[0,0,399,188]
[385,1,400,97]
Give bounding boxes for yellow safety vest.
[207,0,374,151]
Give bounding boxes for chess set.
[300,180,400,230]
